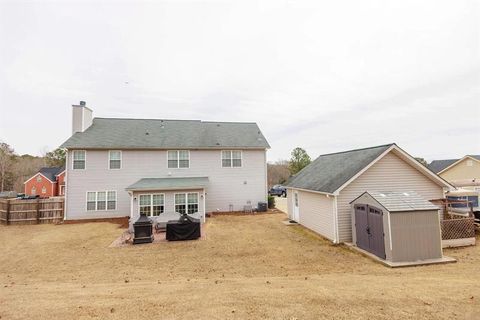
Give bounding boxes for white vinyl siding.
[222,150,242,167]
[109,151,122,169]
[73,150,86,170]
[168,150,190,168]
[337,151,444,243]
[287,188,335,241]
[86,191,117,211]
[66,149,267,220]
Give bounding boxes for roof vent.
[80,101,86,106]
[216,142,220,146]
[217,124,221,127]
[145,132,149,135]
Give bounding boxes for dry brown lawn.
[0,213,478,319]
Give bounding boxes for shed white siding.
[337,151,444,242]
[287,188,335,241]
[65,149,267,219]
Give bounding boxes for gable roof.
[285,143,452,194]
[60,118,270,149]
[286,144,394,194]
[351,191,440,212]
[39,166,65,182]
[428,155,480,174]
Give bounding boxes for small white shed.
[350,191,445,264]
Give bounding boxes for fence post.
[6,200,10,225]
[36,199,40,224]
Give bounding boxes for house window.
[222,150,242,167]
[175,192,198,214]
[41,186,47,194]
[36,175,42,182]
[139,194,164,216]
[467,160,473,167]
[73,150,86,169]
[109,151,121,169]
[168,150,189,168]
[60,185,65,196]
[31,187,36,195]
[87,191,116,211]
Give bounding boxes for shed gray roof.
[126,177,209,191]
[428,155,480,173]
[355,191,440,212]
[60,118,270,149]
[39,166,65,182]
[285,144,394,194]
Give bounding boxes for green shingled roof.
[285,144,394,194]
[60,118,270,149]
[126,177,209,191]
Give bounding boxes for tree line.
[0,141,66,193]
[268,147,311,187]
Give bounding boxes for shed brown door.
[355,204,386,259]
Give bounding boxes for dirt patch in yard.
[0,213,478,319]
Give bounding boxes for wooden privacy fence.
[0,198,64,225]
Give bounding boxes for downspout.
[203,188,206,223]
[64,150,68,221]
[333,195,339,244]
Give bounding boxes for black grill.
[133,213,154,244]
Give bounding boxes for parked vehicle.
[269,185,287,197]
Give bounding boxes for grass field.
[0,213,478,319]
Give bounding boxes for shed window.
[73,150,86,169]
[222,150,242,167]
[109,151,122,169]
[467,160,473,167]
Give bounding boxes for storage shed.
[350,191,444,264]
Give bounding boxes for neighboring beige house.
[285,144,452,244]
[428,155,480,190]
[60,101,270,223]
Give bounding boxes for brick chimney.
[72,101,93,135]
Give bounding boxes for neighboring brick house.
[24,166,66,197]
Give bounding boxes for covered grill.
[133,213,154,244]
[166,214,201,241]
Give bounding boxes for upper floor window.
[168,150,189,168]
[222,150,242,167]
[73,150,86,170]
[109,151,122,169]
[467,159,473,167]
[36,175,42,182]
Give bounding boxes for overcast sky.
[0,0,478,162]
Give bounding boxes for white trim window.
[73,150,86,170]
[222,150,242,167]
[168,150,190,168]
[41,186,47,194]
[139,194,164,216]
[36,175,42,182]
[174,192,199,214]
[109,151,122,169]
[87,191,117,211]
[31,187,36,195]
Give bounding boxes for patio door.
[292,191,300,221]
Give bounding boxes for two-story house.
[60,101,270,223]
[24,166,66,197]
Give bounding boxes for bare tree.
[267,159,291,187]
[0,142,15,192]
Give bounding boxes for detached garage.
[351,191,448,265]
[285,143,453,244]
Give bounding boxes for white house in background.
[60,101,270,224]
[285,144,453,244]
